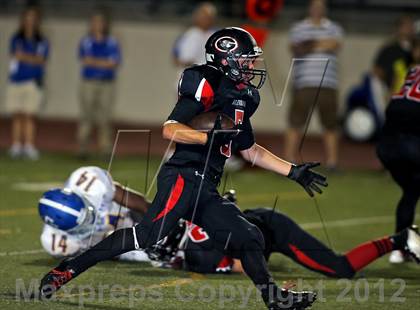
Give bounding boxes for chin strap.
[226,52,242,82]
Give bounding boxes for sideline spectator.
[284,0,343,170]
[172,2,217,67]
[6,6,49,160]
[77,9,121,159]
[373,15,414,98]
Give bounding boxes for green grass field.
[0,153,419,309]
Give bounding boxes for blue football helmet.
[38,188,96,232]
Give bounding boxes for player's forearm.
[162,122,207,145]
[113,183,150,214]
[241,143,292,176]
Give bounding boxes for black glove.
[287,162,328,197]
[205,114,239,149]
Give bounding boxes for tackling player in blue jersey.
[38,166,150,262]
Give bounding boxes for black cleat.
[266,289,317,309]
[39,259,76,299]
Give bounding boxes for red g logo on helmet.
[215,36,238,53]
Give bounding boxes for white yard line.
[302,215,394,230]
[299,214,420,230]
[0,249,45,257]
[302,213,419,230]
[12,182,62,192]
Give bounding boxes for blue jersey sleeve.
[37,39,49,59]
[108,39,121,64]
[9,35,20,55]
[78,37,90,59]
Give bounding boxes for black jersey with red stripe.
[384,65,420,136]
[166,64,260,175]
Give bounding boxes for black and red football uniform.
[377,65,420,233]
[166,64,259,175]
[130,64,273,292]
[62,64,276,303]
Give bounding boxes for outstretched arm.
[240,143,293,176]
[113,183,150,214]
[240,143,327,197]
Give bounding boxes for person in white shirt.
[285,0,343,170]
[172,2,217,67]
[38,166,150,262]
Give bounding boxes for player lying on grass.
[38,166,150,262]
[149,190,420,277]
[39,27,327,310]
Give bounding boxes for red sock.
[345,237,394,272]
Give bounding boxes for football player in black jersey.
[39,27,327,309]
[377,38,420,264]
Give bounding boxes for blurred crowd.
[2,0,420,170]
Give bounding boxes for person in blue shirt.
[77,9,121,158]
[6,6,49,160]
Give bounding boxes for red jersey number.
[393,67,420,102]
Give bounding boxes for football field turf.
[0,154,419,309]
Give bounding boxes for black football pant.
[254,209,355,278]
[67,165,273,295]
[184,208,400,278]
[377,133,420,232]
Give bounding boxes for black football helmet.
[205,27,267,89]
